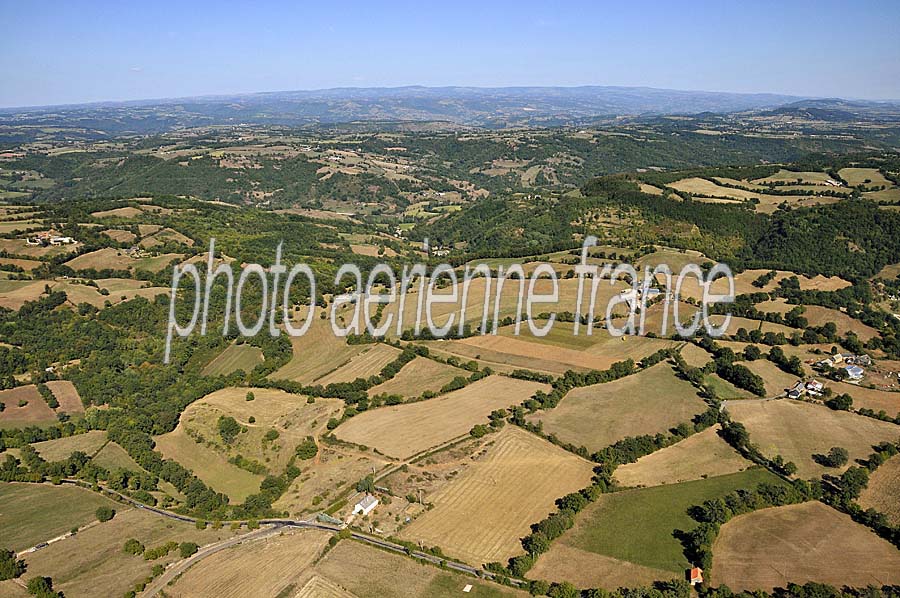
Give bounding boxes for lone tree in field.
[26,576,58,598]
[0,548,26,580]
[816,446,850,468]
[295,436,318,460]
[217,415,241,444]
[123,538,144,555]
[96,506,115,522]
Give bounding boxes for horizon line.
[4,83,899,113]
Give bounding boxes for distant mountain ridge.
[1,86,898,136]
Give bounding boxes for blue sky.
[1,0,899,108]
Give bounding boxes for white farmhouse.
[353,495,379,517]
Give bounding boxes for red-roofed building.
[689,567,704,585]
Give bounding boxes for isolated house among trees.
[689,567,704,585]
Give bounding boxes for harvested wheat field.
[527,363,708,453]
[316,538,529,598]
[429,322,679,376]
[201,342,264,376]
[726,399,900,478]
[269,307,367,384]
[379,277,623,338]
[22,504,240,598]
[165,528,332,598]
[335,376,548,459]
[614,425,752,487]
[367,357,465,399]
[44,380,83,413]
[712,501,900,590]
[316,343,401,386]
[858,453,900,525]
[400,427,594,565]
[30,431,107,461]
[0,385,56,428]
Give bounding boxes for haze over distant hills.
[1,85,899,136]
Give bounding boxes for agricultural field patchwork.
[529,468,784,589]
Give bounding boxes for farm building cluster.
[786,379,825,399]
[814,353,872,381]
[25,231,76,247]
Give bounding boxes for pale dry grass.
[400,427,594,565]
[101,229,137,244]
[335,376,549,459]
[527,363,708,452]
[527,543,675,590]
[712,502,900,590]
[858,453,900,525]
[90,206,143,218]
[45,380,83,414]
[726,399,900,478]
[743,359,802,397]
[614,425,752,487]
[802,305,879,341]
[667,177,757,200]
[165,529,331,598]
[270,307,366,384]
[367,357,465,399]
[316,344,401,386]
[24,505,240,598]
[189,387,341,465]
[0,385,56,427]
[316,539,528,597]
[838,167,892,187]
[828,380,900,415]
[752,169,834,185]
[30,431,107,461]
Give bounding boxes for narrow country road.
[141,525,281,597]
[23,479,523,595]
